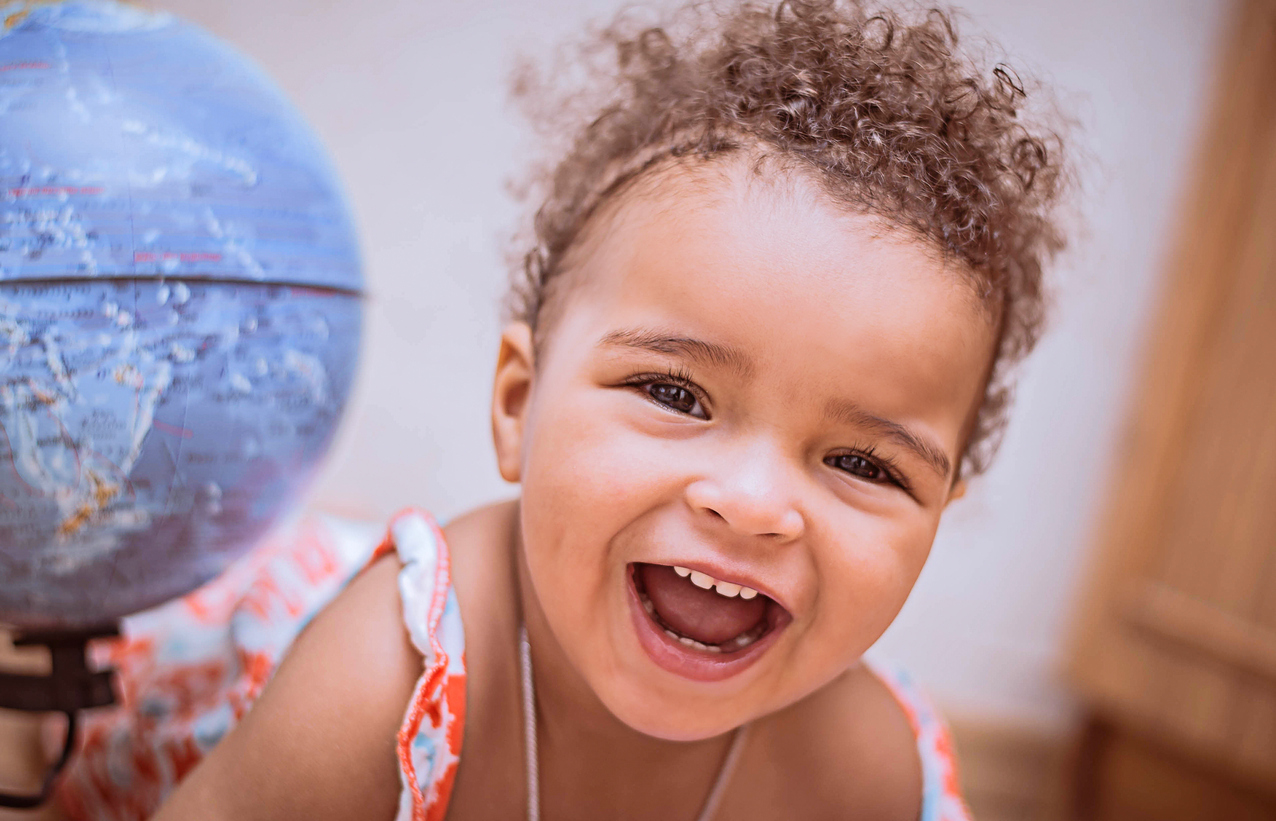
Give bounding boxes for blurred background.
[117,0,1276,817]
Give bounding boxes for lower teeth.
[662,630,723,653]
[640,589,761,653]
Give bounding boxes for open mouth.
[627,562,792,682]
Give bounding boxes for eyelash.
[620,370,910,492]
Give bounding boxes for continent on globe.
[0,1,364,630]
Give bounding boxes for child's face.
[493,162,995,740]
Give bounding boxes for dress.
[57,510,970,821]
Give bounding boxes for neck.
[512,513,737,819]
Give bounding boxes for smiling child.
[57,1,1067,819]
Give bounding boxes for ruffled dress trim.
[372,509,466,821]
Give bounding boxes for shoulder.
[865,662,971,821]
[445,499,522,650]
[440,498,521,719]
[154,552,420,820]
[741,664,925,821]
[435,500,528,820]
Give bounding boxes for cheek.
[524,404,638,525]
[810,508,937,652]
[518,389,676,589]
[521,382,694,519]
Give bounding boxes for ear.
[944,478,968,508]
[491,322,535,483]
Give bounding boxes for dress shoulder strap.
[865,661,973,821]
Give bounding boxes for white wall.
[155,0,1228,730]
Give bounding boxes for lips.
[627,562,791,682]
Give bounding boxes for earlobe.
[491,322,535,483]
[945,478,967,507]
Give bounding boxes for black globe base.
[0,626,118,809]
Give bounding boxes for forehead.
[561,158,988,311]
[545,161,996,445]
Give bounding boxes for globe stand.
[0,626,118,809]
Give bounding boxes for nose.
[685,441,806,542]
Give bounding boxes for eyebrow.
[826,399,953,480]
[599,327,754,379]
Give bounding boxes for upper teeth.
[673,566,759,600]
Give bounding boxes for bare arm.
[153,553,420,821]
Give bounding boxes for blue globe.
[0,1,364,629]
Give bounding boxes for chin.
[595,680,755,742]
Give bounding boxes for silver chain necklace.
[519,626,749,821]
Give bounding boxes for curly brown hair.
[509,0,1068,477]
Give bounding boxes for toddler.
[56,1,1067,818]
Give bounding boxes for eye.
[621,369,710,420]
[825,452,896,485]
[645,381,707,419]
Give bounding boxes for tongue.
[637,564,767,645]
